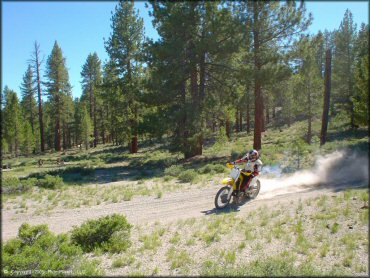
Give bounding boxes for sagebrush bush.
[2,223,102,276]
[164,165,183,177]
[178,169,198,183]
[2,177,34,194]
[198,164,225,175]
[36,175,64,189]
[71,214,132,253]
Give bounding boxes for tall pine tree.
[81,52,102,147]
[235,1,311,150]
[44,41,72,151]
[332,9,357,128]
[105,0,145,153]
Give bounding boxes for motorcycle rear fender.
[221,178,234,185]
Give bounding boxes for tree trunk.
[246,100,251,134]
[266,97,270,125]
[100,108,105,144]
[307,116,312,144]
[185,41,202,158]
[55,117,61,151]
[34,42,45,152]
[62,121,67,150]
[252,2,263,150]
[55,95,61,151]
[261,94,266,132]
[93,96,98,147]
[307,81,312,144]
[212,114,216,133]
[320,49,332,146]
[235,110,240,132]
[239,110,243,132]
[225,118,231,140]
[350,101,355,129]
[180,80,189,157]
[130,136,138,153]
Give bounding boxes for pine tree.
[44,41,72,151]
[81,52,102,147]
[81,105,93,150]
[29,41,45,152]
[21,121,36,156]
[104,0,145,153]
[20,64,38,133]
[353,23,369,126]
[2,87,23,156]
[101,60,125,145]
[332,9,357,128]
[148,1,240,158]
[293,36,323,144]
[236,1,311,150]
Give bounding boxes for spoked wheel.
[215,186,232,209]
[247,180,261,199]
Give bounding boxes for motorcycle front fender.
[221,178,234,185]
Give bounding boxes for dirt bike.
[214,163,261,209]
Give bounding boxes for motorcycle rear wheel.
[215,186,232,209]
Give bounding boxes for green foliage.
[104,0,144,145]
[21,122,36,156]
[198,163,225,175]
[139,232,162,251]
[212,127,228,152]
[331,10,357,127]
[36,175,64,189]
[178,169,198,183]
[81,105,94,150]
[70,214,132,253]
[200,253,320,276]
[2,87,23,156]
[354,55,369,126]
[112,255,135,268]
[2,223,102,276]
[164,165,183,177]
[44,41,73,151]
[3,177,34,194]
[290,138,309,169]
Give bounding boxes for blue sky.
[2,1,369,99]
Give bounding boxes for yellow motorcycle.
[214,163,261,209]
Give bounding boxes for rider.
[232,149,262,193]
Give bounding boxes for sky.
[2,1,369,99]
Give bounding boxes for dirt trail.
[3,150,368,242]
[2,181,349,242]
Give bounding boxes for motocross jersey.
[235,156,263,176]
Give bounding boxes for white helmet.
[248,150,259,162]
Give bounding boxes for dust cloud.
[259,150,369,199]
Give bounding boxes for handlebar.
[226,163,252,176]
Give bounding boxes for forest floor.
[2,119,369,276]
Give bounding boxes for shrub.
[164,165,183,177]
[62,165,95,176]
[178,169,198,183]
[2,177,34,194]
[71,214,132,253]
[198,164,225,175]
[36,175,64,189]
[230,150,241,161]
[2,223,102,276]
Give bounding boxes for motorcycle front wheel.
[215,186,232,209]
